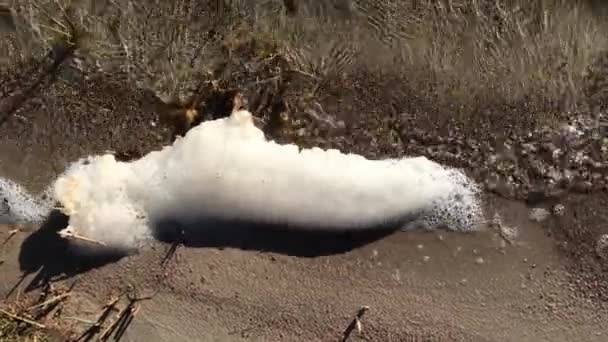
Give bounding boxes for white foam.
[0,178,53,225]
[50,109,484,250]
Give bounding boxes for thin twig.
[2,228,20,245]
[340,306,370,342]
[98,304,131,341]
[73,296,120,341]
[113,304,140,341]
[62,316,98,325]
[27,292,70,311]
[58,228,106,246]
[287,68,320,80]
[0,308,46,329]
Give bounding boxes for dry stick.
[340,306,370,342]
[102,297,121,312]
[160,241,180,267]
[62,316,98,325]
[0,308,46,329]
[98,293,152,341]
[160,225,186,267]
[98,301,139,341]
[287,68,320,81]
[75,296,121,341]
[27,293,71,311]
[98,304,131,341]
[2,228,20,245]
[112,304,141,341]
[58,228,107,247]
[92,297,121,328]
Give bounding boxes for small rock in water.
[529,208,550,222]
[552,204,565,216]
[475,257,485,265]
[596,234,608,256]
[422,256,431,263]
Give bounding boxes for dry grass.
[7,0,606,114]
[108,0,226,104]
[7,0,123,64]
[0,283,72,342]
[0,318,47,342]
[3,0,608,119]
[245,0,608,113]
[393,0,608,112]
[0,313,48,342]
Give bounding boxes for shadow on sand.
[14,210,126,294]
[12,211,407,294]
[152,216,405,258]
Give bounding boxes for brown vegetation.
[2,0,608,134]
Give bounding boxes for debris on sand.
[596,234,608,257]
[552,204,565,217]
[58,226,107,247]
[0,308,46,329]
[340,306,369,342]
[491,212,518,244]
[529,208,550,223]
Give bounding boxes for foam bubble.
[50,109,484,250]
[0,178,53,225]
[420,167,483,231]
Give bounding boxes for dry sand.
[1,195,606,341]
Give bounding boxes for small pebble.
[422,256,431,263]
[552,204,565,216]
[475,257,484,265]
[393,269,401,282]
[596,234,608,254]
